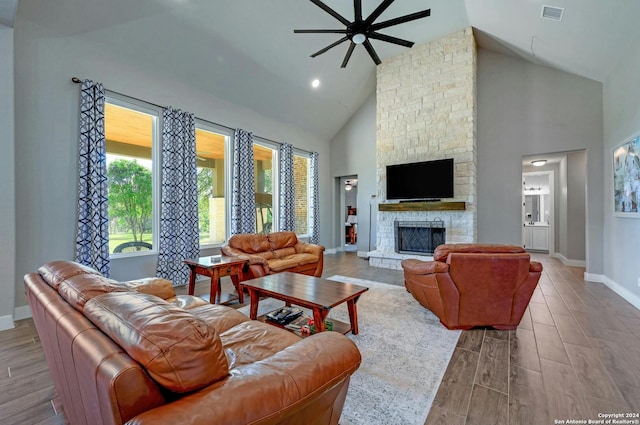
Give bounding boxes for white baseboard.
[325,248,340,254]
[14,305,32,321]
[601,276,640,311]
[584,272,604,283]
[0,315,15,331]
[551,252,586,268]
[357,251,369,258]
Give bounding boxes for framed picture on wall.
[613,132,640,216]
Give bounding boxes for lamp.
[345,183,352,191]
[531,160,547,167]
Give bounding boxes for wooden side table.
[184,256,247,305]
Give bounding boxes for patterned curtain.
[75,80,110,276]
[309,152,320,244]
[231,129,256,235]
[156,107,199,286]
[279,143,295,231]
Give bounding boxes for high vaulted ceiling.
[14,0,640,139]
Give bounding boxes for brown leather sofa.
[401,244,543,330]
[24,261,360,425]
[221,231,325,280]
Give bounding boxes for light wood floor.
[2,252,639,425]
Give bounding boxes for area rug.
[238,275,461,425]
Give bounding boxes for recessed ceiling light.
[311,79,320,88]
[531,160,547,167]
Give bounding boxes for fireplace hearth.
[394,220,445,255]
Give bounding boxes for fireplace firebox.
[394,220,445,255]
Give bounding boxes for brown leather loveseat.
[24,261,360,425]
[401,244,543,330]
[221,231,325,280]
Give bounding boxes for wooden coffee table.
[242,272,369,334]
[184,256,247,304]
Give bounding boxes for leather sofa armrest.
[125,333,361,425]
[401,259,449,275]
[124,277,176,300]
[294,241,325,256]
[529,261,543,273]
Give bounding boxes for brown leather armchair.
[221,231,324,280]
[401,244,543,330]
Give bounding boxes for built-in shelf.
[378,201,466,212]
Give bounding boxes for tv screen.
[386,159,454,200]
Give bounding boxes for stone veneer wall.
[373,28,477,267]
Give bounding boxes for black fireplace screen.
[394,220,445,255]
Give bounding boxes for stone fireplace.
[369,28,477,270]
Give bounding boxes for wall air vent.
[541,5,564,21]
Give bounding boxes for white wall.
[330,94,377,254]
[477,49,603,274]
[603,38,640,305]
[0,27,16,329]
[12,10,330,310]
[566,151,587,262]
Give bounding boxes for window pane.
[105,103,155,254]
[196,128,226,245]
[294,154,310,234]
[254,143,274,234]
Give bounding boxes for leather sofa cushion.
[84,292,229,393]
[38,260,103,290]
[268,231,298,250]
[228,233,270,254]
[434,243,526,262]
[58,273,129,312]
[166,295,210,310]
[272,246,296,259]
[57,272,179,312]
[267,253,318,272]
[190,303,250,334]
[220,320,301,368]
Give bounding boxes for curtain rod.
[71,77,281,145]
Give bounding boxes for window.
[293,152,311,235]
[102,95,310,252]
[104,99,159,255]
[196,125,229,246]
[254,141,277,234]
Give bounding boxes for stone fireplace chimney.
[371,28,477,269]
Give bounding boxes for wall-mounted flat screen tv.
[386,158,454,201]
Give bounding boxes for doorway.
[522,171,554,255]
[522,150,586,266]
[341,176,358,251]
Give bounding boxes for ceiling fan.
[294,0,431,68]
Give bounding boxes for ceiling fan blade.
[341,42,356,68]
[363,40,382,65]
[310,36,349,58]
[363,0,395,26]
[309,0,351,26]
[370,9,431,31]
[368,32,414,48]
[354,0,362,22]
[294,29,348,34]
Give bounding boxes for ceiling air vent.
[541,5,564,21]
